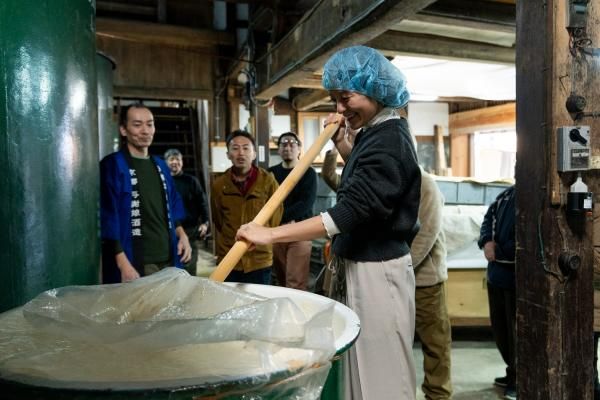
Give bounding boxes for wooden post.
[254,104,270,169]
[449,133,469,177]
[516,1,594,398]
[434,124,447,176]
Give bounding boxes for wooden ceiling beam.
[393,16,514,47]
[368,31,515,64]
[292,89,331,111]
[409,13,514,34]
[420,0,515,27]
[255,0,438,100]
[96,18,235,50]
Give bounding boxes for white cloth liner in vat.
[0,268,343,398]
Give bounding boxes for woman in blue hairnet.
[236,45,421,399]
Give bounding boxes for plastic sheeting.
[0,268,336,399]
[443,205,488,269]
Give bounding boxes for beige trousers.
[415,282,453,400]
[343,254,417,400]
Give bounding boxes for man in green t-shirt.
[100,104,192,283]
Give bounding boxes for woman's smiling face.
[329,90,383,130]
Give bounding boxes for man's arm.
[163,166,193,264]
[101,156,140,282]
[493,188,516,261]
[478,197,497,261]
[478,200,495,249]
[321,149,341,191]
[115,252,140,282]
[192,176,210,238]
[410,173,443,268]
[175,225,192,263]
[483,241,496,262]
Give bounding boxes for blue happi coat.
[100,150,185,283]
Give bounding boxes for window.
[472,130,516,181]
[297,112,340,164]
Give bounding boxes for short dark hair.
[276,132,301,147]
[226,130,256,149]
[164,148,182,160]
[119,102,150,127]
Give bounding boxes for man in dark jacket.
[268,132,317,290]
[164,148,209,276]
[478,185,516,400]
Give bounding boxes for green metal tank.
[0,0,100,312]
[96,52,119,160]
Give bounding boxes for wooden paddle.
[209,116,342,282]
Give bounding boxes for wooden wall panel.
[97,37,213,99]
[449,102,515,135]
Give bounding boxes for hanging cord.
[568,28,593,57]
[567,26,600,120]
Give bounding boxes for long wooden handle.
[210,117,341,282]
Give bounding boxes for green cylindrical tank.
[96,52,119,160]
[0,0,100,312]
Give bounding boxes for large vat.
[0,0,100,312]
[0,269,359,399]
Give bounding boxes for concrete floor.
[413,339,507,400]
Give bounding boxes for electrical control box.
[557,125,590,172]
[567,0,589,29]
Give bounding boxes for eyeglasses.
[279,138,299,146]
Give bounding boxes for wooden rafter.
[420,0,515,27]
[369,31,515,64]
[96,18,234,50]
[255,0,438,100]
[393,17,514,47]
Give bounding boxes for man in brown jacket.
[211,130,282,284]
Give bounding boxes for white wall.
[407,102,449,136]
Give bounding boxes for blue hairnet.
[322,46,410,108]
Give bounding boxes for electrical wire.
[567,27,592,57]
[566,25,600,120]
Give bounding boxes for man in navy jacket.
[100,104,191,283]
[478,185,516,399]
